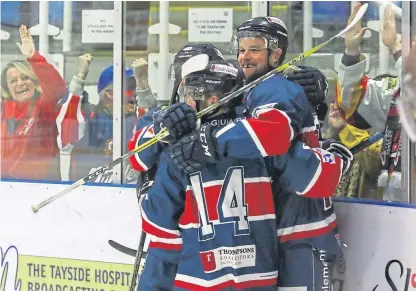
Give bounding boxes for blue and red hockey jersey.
[128,74,318,173]
[138,115,343,290]
[129,74,340,253]
[236,75,340,251]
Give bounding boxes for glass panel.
[1,1,115,183]
[270,1,404,201]
[121,1,253,185]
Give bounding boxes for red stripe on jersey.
[280,220,337,243]
[149,241,182,251]
[128,128,147,172]
[142,215,180,239]
[301,149,342,198]
[245,118,291,156]
[179,181,275,227]
[301,130,319,148]
[174,277,277,291]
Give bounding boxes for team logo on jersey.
[322,152,336,164]
[252,103,277,119]
[314,148,336,164]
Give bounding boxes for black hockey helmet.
[234,17,288,66]
[179,56,245,119]
[169,44,225,105]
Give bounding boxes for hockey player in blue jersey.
[151,17,350,289]
[138,60,349,290]
[128,43,225,193]
[230,16,346,289]
[128,29,350,288]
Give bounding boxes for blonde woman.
[1,25,66,180]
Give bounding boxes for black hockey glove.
[170,124,220,174]
[287,66,328,106]
[321,139,354,175]
[316,102,329,127]
[153,102,198,144]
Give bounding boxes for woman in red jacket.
[0,25,66,180]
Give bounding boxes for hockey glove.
[170,124,219,174]
[321,139,354,175]
[316,102,329,127]
[153,102,198,143]
[287,66,328,106]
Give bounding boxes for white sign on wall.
[82,10,115,43]
[188,8,233,43]
[332,201,416,291]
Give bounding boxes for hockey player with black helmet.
[160,18,351,289]
[235,16,329,133]
[235,17,346,289]
[128,43,225,195]
[138,59,346,290]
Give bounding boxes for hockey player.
[129,24,346,287]
[233,16,349,289]
[128,43,225,192]
[138,60,348,290]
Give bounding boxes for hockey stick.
[109,240,137,257]
[349,131,384,154]
[129,230,147,291]
[31,3,368,213]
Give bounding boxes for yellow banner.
[1,247,135,291]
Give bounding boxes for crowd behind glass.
[0,1,408,202]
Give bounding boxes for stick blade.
[336,3,368,38]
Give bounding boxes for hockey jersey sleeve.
[216,75,313,159]
[270,141,343,198]
[138,153,185,291]
[128,106,166,172]
[338,53,402,132]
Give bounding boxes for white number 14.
[189,167,250,241]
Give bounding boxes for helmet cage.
[233,31,279,54]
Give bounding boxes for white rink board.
[1,180,416,291]
[0,181,140,263]
[333,201,416,291]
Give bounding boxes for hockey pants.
[277,243,336,291]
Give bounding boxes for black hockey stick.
[129,230,147,291]
[108,240,137,257]
[350,131,384,154]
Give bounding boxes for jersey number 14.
[190,167,250,241]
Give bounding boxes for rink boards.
[0,180,414,291]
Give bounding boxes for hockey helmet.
[234,17,288,66]
[179,56,245,117]
[169,44,225,104]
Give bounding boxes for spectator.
[56,56,155,183]
[337,3,403,201]
[325,102,382,199]
[0,25,66,180]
